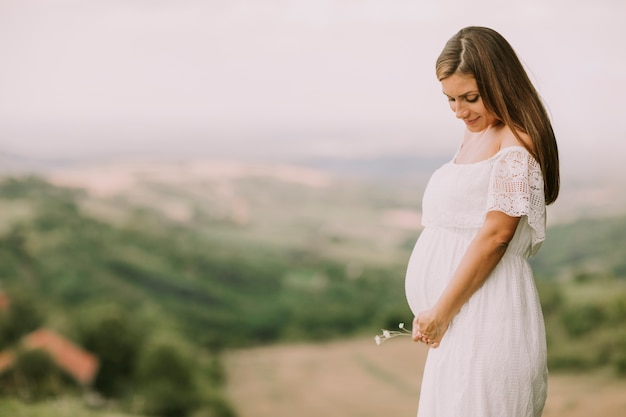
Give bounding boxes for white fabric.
[405,146,548,417]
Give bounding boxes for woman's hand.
[412,309,450,348]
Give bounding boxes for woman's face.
[441,74,499,132]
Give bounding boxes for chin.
[466,124,486,133]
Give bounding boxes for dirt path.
[224,337,626,417]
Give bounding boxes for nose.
[454,101,469,119]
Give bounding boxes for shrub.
[0,292,44,349]
[536,282,564,316]
[614,333,626,377]
[140,380,198,417]
[136,342,200,417]
[77,306,146,397]
[0,349,70,401]
[608,295,626,324]
[615,355,626,376]
[203,394,238,417]
[561,304,606,337]
[547,353,594,371]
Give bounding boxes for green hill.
[532,216,626,281]
[0,174,412,416]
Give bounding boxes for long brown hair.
[436,26,560,205]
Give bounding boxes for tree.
[77,307,146,397]
[0,349,70,401]
[136,342,200,417]
[0,291,43,349]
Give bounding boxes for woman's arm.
[412,210,521,348]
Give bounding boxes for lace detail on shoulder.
[486,148,546,255]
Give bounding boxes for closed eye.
[445,95,479,103]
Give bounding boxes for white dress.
[405,146,548,417]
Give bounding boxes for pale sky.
[0,0,624,179]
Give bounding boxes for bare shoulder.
[498,125,535,153]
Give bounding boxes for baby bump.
[404,227,475,316]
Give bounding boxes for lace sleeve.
[486,148,546,255]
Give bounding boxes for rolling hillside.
[0,156,625,416]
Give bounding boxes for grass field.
[0,397,143,417]
[224,336,626,417]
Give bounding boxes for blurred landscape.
[0,150,625,416]
[1,1,625,416]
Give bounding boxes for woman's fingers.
[413,313,443,347]
[417,333,435,346]
[413,330,423,342]
[412,317,422,342]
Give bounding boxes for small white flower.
[374,322,412,345]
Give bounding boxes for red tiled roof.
[23,329,99,386]
[0,351,14,374]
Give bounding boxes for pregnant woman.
[405,26,560,417]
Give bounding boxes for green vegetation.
[0,290,44,349]
[532,216,626,374]
[1,349,74,401]
[532,216,626,282]
[0,176,411,416]
[0,172,625,415]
